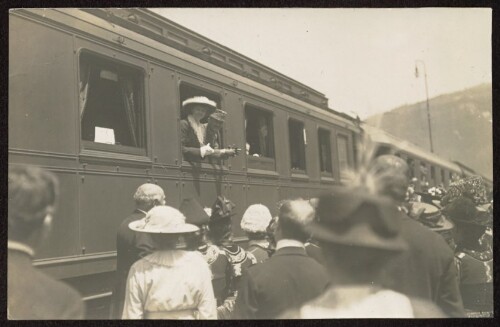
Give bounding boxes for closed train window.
[318,128,332,174]
[337,134,350,176]
[288,119,306,171]
[80,53,146,153]
[245,105,274,159]
[430,166,436,185]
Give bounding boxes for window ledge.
[320,176,336,184]
[79,149,152,166]
[291,172,309,181]
[247,168,279,178]
[181,161,229,173]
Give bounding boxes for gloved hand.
[200,144,215,158]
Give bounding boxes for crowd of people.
[7,154,493,319]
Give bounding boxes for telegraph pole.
[415,60,434,153]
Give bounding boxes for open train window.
[430,166,436,186]
[245,106,274,159]
[80,52,146,155]
[407,158,415,179]
[288,119,306,172]
[337,134,350,177]
[318,128,333,174]
[178,83,222,163]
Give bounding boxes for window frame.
[336,132,351,180]
[77,48,150,160]
[177,77,228,171]
[317,126,334,177]
[287,117,307,175]
[244,102,276,172]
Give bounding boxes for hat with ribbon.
[307,188,407,252]
[210,196,236,223]
[409,202,454,232]
[129,205,199,234]
[208,109,227,122]
[179,198,210,227]
[241,204,273,233]
[182,96,217,116]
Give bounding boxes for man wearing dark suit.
[8,166,84,319]
[368,155,465,317]
[231,199,330,319]
[109,183,166,319]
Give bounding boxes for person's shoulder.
[36,270,84,316]
[128,256,151,273]
[118,212,144,232]
[409,296,447,318]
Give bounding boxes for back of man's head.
[368,155,410,202]
[8,165,59,241]
[134,183,165,210]
[278,199,315,243]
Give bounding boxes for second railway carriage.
[9,8,360,316]
[363,124,490,191]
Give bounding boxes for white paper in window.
[94,127,115,144]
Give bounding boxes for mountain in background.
[365,83,492,180]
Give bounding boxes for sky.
[151,8,491,119]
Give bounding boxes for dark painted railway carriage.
[9,8,360,315]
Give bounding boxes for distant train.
[8,8,490,317]
[364,125,492,192]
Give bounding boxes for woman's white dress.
[122,250,217,319]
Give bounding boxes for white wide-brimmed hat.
[182,96,217,115]
[241,204,273,233]
[129,205,199,234]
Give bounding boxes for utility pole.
[415,60,434,153]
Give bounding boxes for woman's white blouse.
[122,250,217,319]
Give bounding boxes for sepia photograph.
[7,7,493,320]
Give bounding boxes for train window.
[430,166,436,185]
[407,158,415,179]
[420,163,429,187]
[245,105,274,159]
[337,134,350,176]
[178,84,223,163]
[318,128,332,174]
[288,119,306,171]
[80,53,146,153]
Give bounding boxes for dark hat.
[369,155,410,177]
[307,188,407,252]
[367,155,410,202]
[443,196,492,227]
[179,198,210,227]
[409,202,454,232]
[210,196,236,223]
[208,109,227,122]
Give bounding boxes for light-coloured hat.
[129,205,199,234]
[241,204,273,233]
[182,96,217,114]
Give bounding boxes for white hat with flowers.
[129,205,199,234]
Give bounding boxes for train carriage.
[363,124,492,191]
[9,8,360,316]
